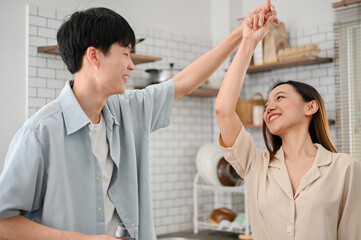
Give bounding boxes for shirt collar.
[59,80,120,135]
[269,143,332,168]
[102,101,119,127]
[59,80,91,135]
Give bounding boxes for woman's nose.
[266,102,276,113]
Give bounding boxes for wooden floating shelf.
[244,119,335,129]
[37,45,162,65]
[135,86,218,98]
[247,56,333,74]
[188,88,218,97]
[244,124,262,129]
[333,0,361,8]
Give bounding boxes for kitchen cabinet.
[37,45,162,65]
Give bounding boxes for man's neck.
[72,74,107,124]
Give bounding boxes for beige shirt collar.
[268,143,332,199]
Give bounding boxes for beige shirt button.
[96,176,100,181]
[286,225,293,233]
[98,207,102,212]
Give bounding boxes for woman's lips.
[269,113,280,122]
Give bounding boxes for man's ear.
[85,46,100,68]
[305,100,319,116]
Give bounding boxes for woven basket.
[236,93,265,125]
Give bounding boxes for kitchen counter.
[158,230,240,240]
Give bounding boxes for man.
[0,3,276,240]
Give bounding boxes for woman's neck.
[280,127,318,162]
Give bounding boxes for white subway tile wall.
[28,5,337,235]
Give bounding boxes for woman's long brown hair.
[262,80,337,160]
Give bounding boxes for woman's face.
[263,84,310,136]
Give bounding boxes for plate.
[196,143,223,186]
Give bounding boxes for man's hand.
[0,215,118,240]
[82,235,117,240]
[62,230,118,240]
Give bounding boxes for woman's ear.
[85,46,100,68]
[305,100,319,116]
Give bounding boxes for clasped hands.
[242,0,279,42]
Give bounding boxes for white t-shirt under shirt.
[90,113,121,234]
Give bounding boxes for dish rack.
[193,173,251,235]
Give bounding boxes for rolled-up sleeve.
[218,127,265,179]
[142,80,175,133]
[0,128,45,219]
[119,80,175,134]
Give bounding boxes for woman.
[215,6,361,240]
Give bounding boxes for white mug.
[252,105,264,126]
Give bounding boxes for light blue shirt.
[0,79,175,239]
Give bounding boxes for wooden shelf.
[37,45,162,65]
[333,0,361,8]
[188,88,218,97]
[247,56,333,74]
[244,124,262,129]
[244,119,335,129]
[135,85,218,98]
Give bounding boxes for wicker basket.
[236,93,265,125]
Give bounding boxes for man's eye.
[277,96,284,100]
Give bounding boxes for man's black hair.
[57,7,136,74]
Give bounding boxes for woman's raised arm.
[215,4,276,147]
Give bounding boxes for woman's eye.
[124,53,129,56]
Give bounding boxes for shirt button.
[286,225,293,233]
[96,176,100,181]
[98,207,102,212]
[88,124,92,129]
[290,201,294,207]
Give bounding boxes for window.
[334,3,361,158]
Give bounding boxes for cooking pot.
[145,63,181,84]
[217,158,243,186]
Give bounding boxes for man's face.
[97,43,135,95]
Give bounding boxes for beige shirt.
[219,127,361,240]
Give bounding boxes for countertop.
[157,230,240,240]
